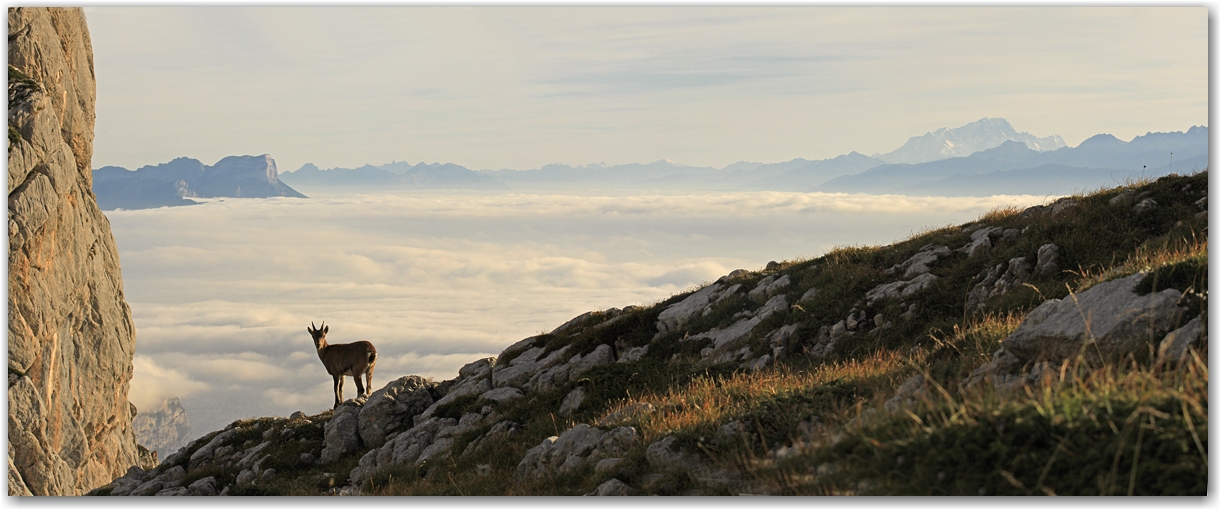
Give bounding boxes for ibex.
[307,321,378,408]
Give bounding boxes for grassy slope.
[142,172,1210,496]
[367,171,1207,496]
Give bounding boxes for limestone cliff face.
[8,7,149,495]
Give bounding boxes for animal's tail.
[368,350,378,366]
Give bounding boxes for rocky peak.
[874,117,1065,164]
[136,157,207,182]
[209,154,279,183]
[132,398,192,462]
[1075,133,1124,150]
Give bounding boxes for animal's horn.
[310,321,316,331]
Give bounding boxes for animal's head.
[307,321,329,349]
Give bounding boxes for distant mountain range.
[98,119,1208,207]
[275,118,1203,196]
[819,125,1208,195]
[93,155,305,210]
[728,152,888,190]
[279,161,506,191]
[475,154,888,192]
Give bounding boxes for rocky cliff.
[92,154,306,210]
[8,7,151,495]
[132,398,192,461]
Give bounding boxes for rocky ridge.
[281,161,507,191]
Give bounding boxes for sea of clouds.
[107,190,1051,437]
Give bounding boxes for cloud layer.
[109,190,1049,436]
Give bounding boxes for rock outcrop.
[965,256,1032,314]
[356,375,435,448]
[92,413,329,496]
[515,424,639,481]
[966,272,1190,388]
[8,7,144,495]
[132,398,191,461]
[645,435,739,488]
[1000,273,1184,365]
[320,403,362,464]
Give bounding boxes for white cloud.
[129,355,210,413]
[644,261,732,288]
[262,385,334,413]
[192,356,289,383]
[109,190,1050,434]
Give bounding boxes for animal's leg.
[333,374,343,408]
[365,363,375,397]
[354,374,365,400]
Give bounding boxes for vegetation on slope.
[356,171,1206,496]
[93,171,1208,496]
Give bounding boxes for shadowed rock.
[515,424,639,481]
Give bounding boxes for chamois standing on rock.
[307,321,378,408]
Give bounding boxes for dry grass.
[767,347,1209,495]
[604,351,912,445]
[978,204,1027,224]
[1070,234,1207,294]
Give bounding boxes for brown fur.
[307,321,378,408]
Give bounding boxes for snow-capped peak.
[873,118,1066,164]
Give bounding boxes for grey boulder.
[321,402,363,464]
[1158,316,1206,366]
[515,425,639,481]
[1001,273,1185,365]
[646,435,739,489]
[358,375,435,448]
[585,478,636,496]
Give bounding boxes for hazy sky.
[83,6,1208,173]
